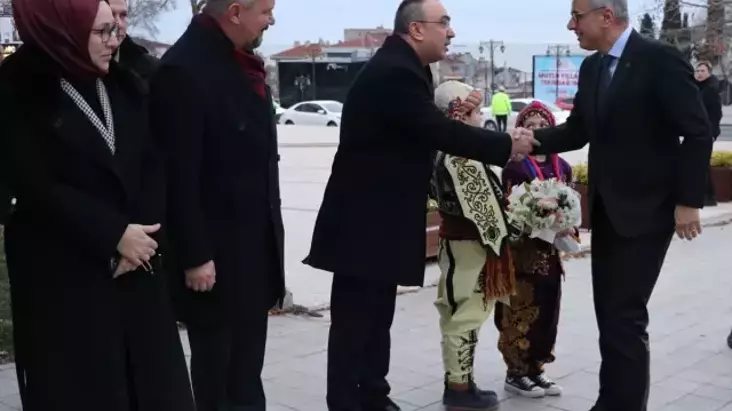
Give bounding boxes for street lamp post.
[294,75,311,102]
[546,44,572,101]
[478,40,505,98]
[306,46,319,100]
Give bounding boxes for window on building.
[326,52,353,58]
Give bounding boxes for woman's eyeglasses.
[91,24,120,44]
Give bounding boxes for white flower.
[506,178,583,237]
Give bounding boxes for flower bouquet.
[506,178,582,253]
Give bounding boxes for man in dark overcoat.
[304,1,538,410]
[149,0,284,410]
[693,61,722,206]
[109,0,159,85]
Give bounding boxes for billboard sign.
[532,54,587,106]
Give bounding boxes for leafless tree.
[190,0,206,14]
[127,0,176,37]
[653,0,727,61]
[654,0,732,100]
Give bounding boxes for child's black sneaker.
[530,373,562,396]
[504,375,545,398]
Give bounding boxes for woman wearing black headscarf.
[0,0,195,409]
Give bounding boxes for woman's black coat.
[0,45,193,411]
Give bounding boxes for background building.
[272,29,388,107]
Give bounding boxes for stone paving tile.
[260,224,732,411]
[2,225,732,410]
[276,136,732,309]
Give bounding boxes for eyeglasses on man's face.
[570,6,606,23]
[415,16,451,29]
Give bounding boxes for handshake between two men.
[509,127,540,161]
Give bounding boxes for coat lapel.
[53,99,119,171]
[108,80,145,197]
[584,53,601,133]
[52,66,146,198]
[187,20,272,131]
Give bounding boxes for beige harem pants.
[434,238,496,384]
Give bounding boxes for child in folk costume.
[495,100,575,398]
[431,81,516,411]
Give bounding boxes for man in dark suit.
[149,0,284,410]
[304,1,538,410]
[518,1,713,410]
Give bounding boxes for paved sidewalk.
[0,224,730,410]
[276,129,732,308]
[722,105,732,125]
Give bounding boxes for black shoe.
[443,385,500,411]
[362,397,401,411]
[469,381,497,398]
[504,375,546,398]
[529,373,562,396]
[705,198,718,207]
[727,329,732,349]
[443,378,497,398]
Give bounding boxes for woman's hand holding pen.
[116,223,160,272]
[113,258,139,278]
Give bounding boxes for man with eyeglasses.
[109,0,158,84]
[149,0,282,410]
[304,0,538,410]
[514,1,713,410]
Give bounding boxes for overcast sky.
[146,0,672,63]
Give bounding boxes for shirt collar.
[607,26,633,59]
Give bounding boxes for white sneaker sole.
[504,382,546,398]
[544,386,564,397]
[544,385,563,396]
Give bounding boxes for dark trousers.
[327,274,398,411]
[590,200,672,411]
[496,115,508,132]
[495,259,562,377]
[705,169,717,203]
[187,309,269,411]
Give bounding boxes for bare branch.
[127,0,176,37]
[190,0,206,14]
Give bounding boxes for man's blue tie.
[598,54,615,94]
[597,54,615,116]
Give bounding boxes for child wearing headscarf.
[495,100,575,398]
[430,80,515,410]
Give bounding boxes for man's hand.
[185,260,216,292]
[113,258,139,279]
[510,127,540,161]
[675,205,702,240]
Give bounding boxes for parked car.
[483,98,570,127]
[555,96,575,111]
[273,101,285,123]
[480,107,498,130]
[279,100,342,127]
